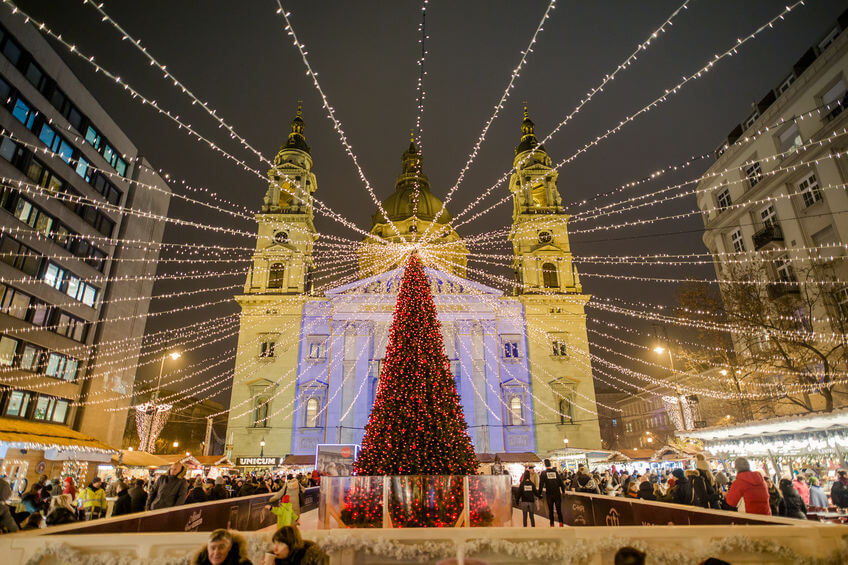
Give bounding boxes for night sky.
[9,1,848,407]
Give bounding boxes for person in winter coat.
[111,482,133,517]
[190,528,252,565]
[778,478,808,520]
[78,477,107,520]
[62,477,77,501]
[210,477,230,501]
[830,470,848,509]
[624,481,640,499]
[725,457,771,515]
[514,470,539,527]
[537,459,565,527]
[263,525,328,565]
[237,479,256,498]
[574,470,601,494]
[269,475,305,520]
[808,477,829,508]
[45,493,77,526]
[20,483,44,514]
[129,479,148,513]
[765,478,781,516]
[691,463,721,509]
[186,477,209,505]
[637,480,656,501]
[666,469,694,506]
[0,477,19,533]
[792,473,810,506]
[147,462,189,511]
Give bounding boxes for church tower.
[225,105,317,463]
[509,105,601,452]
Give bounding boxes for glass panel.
[0,335,18,365]
[38,123,55,148]
[46,174,63,195]
[33,396,51,420]
[19,345,39,371]
[63,358,78,381]
[84,126,101,149]
[45,353,62,377]
[2,39,22,65]
[25,160,43,183]
[11,99,32,128]
[67,107,83,131]
[0,138,16,162]
[35,213,52,236]
[115,158,127,177]
[43,263,61,288]
[52,400,68,423]
[57,140,73,164]
[65,276,79,300]
[103,145,114,165]
[14,199,32,223]
[5,391,29,417]
[24,63,43,88]
[75,156,89,180]
[82,284,96,307]
[8,291,30,319]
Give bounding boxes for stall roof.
[477,452,541,464]
[0,417,117,454]
[194,455,234,467]
[652,444,698,461]
[281,454,315,466]
[156,453,202,467]
[678,408,848,441]
[112,450,169,468]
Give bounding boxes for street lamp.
[653,343,686,430]
[260,438,266,457]
[173,441,179,448]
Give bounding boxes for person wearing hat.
[808,476,828,509]
[538,459,565,527]
[147,462,189,510]
[62,476,77,501]
[78,476,107,520]
[209,476,230,501]
[661,469,694,506]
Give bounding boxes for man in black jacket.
[146,462,189,510]
[538,459,565,527]
[209,477,229,500]
[111,482,132,517]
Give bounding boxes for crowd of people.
[0,461,321,534]
[192,525,327,565]
[512,454,848,526]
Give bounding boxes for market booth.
[0,416,118,495]
[193,455,236,479]
[100,450,169,482]
[477,452,541,482]
[547,448,614,472]
[678,408,848,477]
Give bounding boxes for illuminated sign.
[236,457,279,466]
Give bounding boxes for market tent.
[652,444,698,462]
[194,455,234,467]
[476,452,542,464]
[156,454,202,467]
[0,417,117,453]
[606,451,634,463]
[112,450,168,468]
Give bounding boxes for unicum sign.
[236,457,279,466]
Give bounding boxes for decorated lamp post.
[137,351,182,453]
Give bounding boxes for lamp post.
[260,438,266,457]
[141,351,181,452]
[653,345,687,431]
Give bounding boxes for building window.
[502,341,519,359]
[551,339,568,357]
[776,73,795,95]
[305,397,319,428]
[819,26,840,52]
[760,204,777,228]
[716,187,731,211]
[823,79,847,120]
[775,255,796,282]
[0,335,18,366]
[0,285,31,320]
[778,123,802,153]
[268,263,285,289]
[5,390,31,418]
[745,161,763,188]
[260,340,275,358]
[308,341,324,359]
[508,396,523,425]
[835,287,848,318]
[252,398,269,428]
[743,111,758,130]
[729,228,745,253]
[798,173,822,208]
[541,263,558,288]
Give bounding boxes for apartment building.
[0,11,170,484]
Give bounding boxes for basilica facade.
[225,107,601,463]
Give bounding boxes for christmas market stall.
[678,408,848,478]
[547,448,614,472]
[102,450,169,482]
[477,452,541,482]
[156,453,204,477]
[280,454,316,476]
[193,455,236,479]
[0,416,118,497]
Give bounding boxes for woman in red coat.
[725,457,771,515]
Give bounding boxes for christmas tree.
[341,254,492,527]
[355,253,478,476]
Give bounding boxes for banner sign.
[236,457,279,466]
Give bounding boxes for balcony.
[753,224,783,250]
[767,281,800,300]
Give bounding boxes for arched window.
[509,396,523,426]
[268,263,285,289]
[305,397,319,427]
[542,263,558,288]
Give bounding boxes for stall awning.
[0,417,117,454]
[282,454,315,466]
[112,450,169,468]
[678,407,848,441]
[156,453,202,467]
